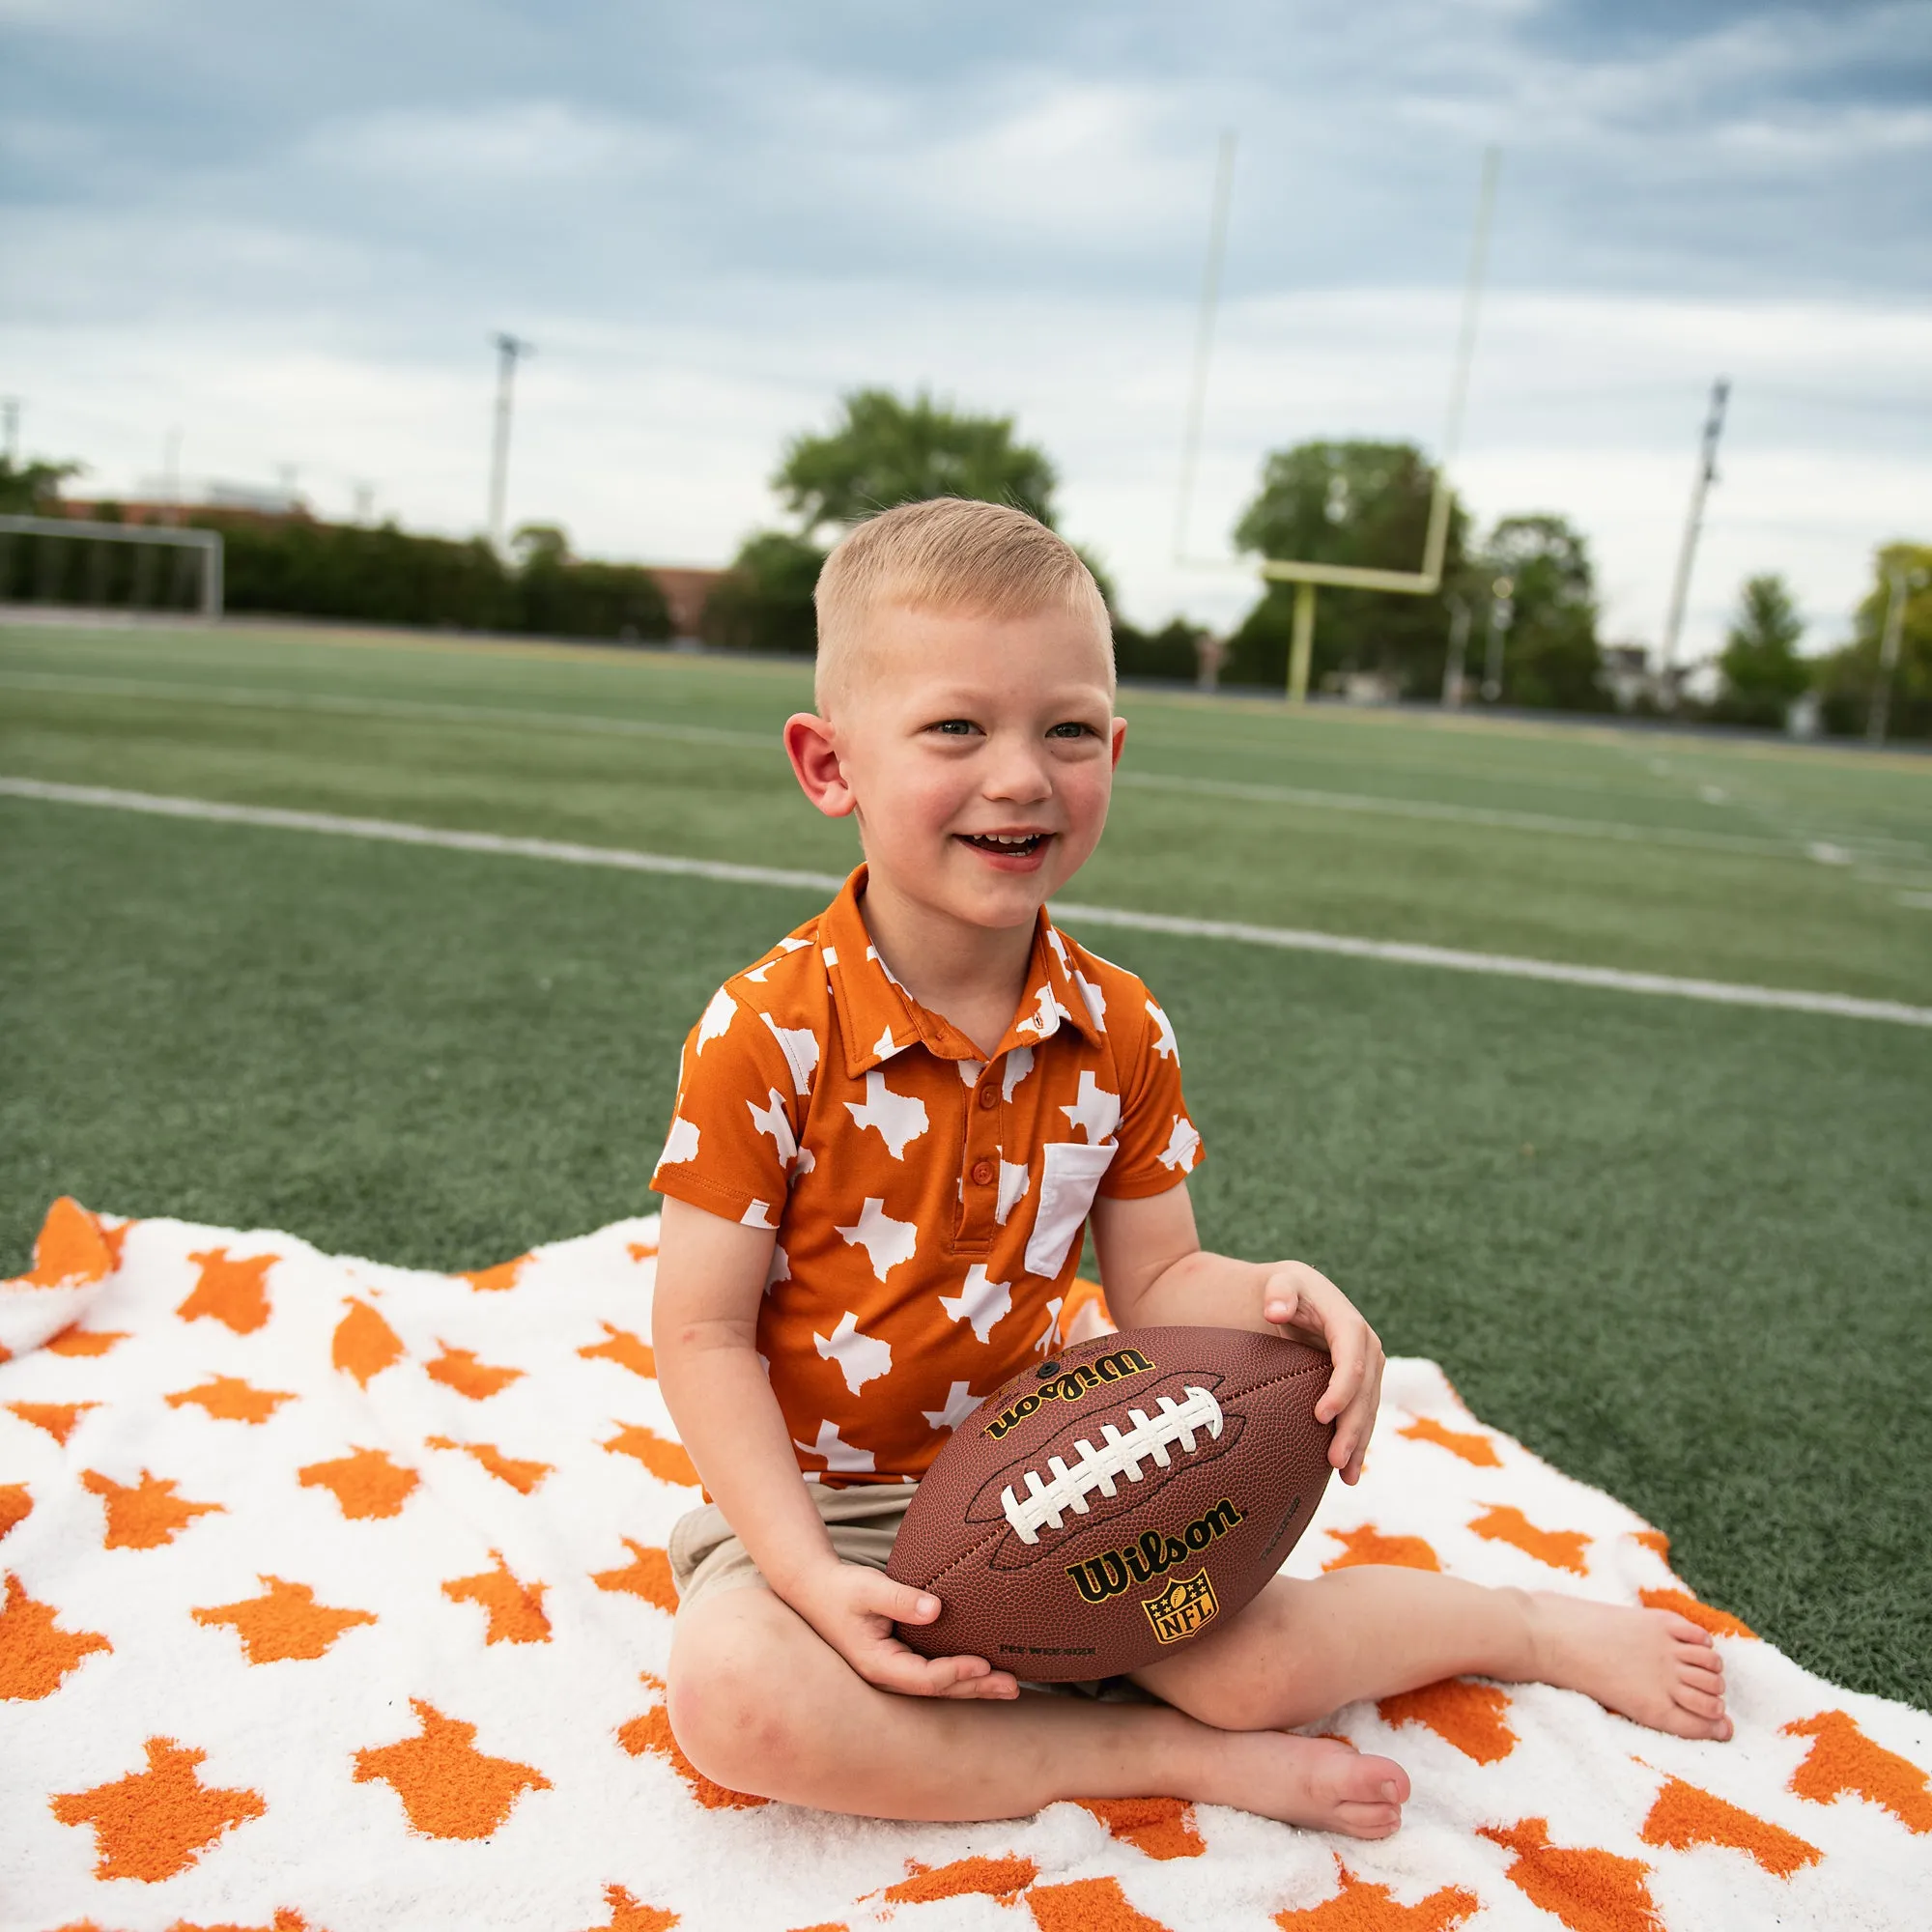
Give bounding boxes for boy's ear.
[784,713,857,818]
[1110,716,1127,769]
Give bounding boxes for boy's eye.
[1047,722,1099,739]
[928,719,980,736]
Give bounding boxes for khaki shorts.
[667,1479,1151,1701]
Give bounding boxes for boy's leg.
[667,1582,1411,1836]
[1131,1568,1731,1742]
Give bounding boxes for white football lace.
[999,1386,1225,1546]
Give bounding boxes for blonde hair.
[812,497,1112,713]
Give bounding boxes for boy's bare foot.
[1204,1729,1410,1839]
[1527,1592,1733,1741]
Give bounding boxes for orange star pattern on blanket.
[1322,1525,1441,1572]
[425,1342,524,1399]
[1274,1861,1481,1929]
[166,1374,296,1424]
[14,1195,114,1290]
[1468,1505,1591,1576]
[298,1446,418,1519]
[1398,1416,1501,1467]
[581,1886,679,1932]
[1476,1818,1662,1932]
[1784,1709,1932,1832]
[331,1298,404,1388]
[82,1467,224,1548]
[426,1435,553,1492]
[592,1539,679,1613]
[1073,1796,1205,1861]
[603,1423,700,1487]
[881,1856,1038,1905]
[192,1575,379,1663]
[1639,1774,1821,1877]
[1028,1874,1172,1930]
[579,1321,657,1378]
[51,1737,266,1881]
[8,1397,98,1444]
[618,1673,767,1811]
[45,1326,129,1357]
[0,1482,30,1539]
[352,1699,551,1838]
[178,1248,276,1334]
[0,1572,111,1698]
[1377,1678,1517,1765]
[460,1253,532,1293]
[442,1551,552,1644]
[1637,1585,1756,1639]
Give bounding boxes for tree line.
[3,407,1924,738]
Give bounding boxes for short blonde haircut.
[812,497,1112,713]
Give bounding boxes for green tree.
[1224,440,1470,695]
[1817,542,1932,741]
[701,529,828,656]
[775,388,1059,533]
[1714,574,1808,727]
[1478,514,1607,712]
[0,454,83,513]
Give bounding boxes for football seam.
[905,1355,1334,1614]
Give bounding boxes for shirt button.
[978,1084,998,1110]
[971,1159,995,1186]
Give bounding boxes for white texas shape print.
[794,1418,875,1474]
[922,1380,982,1433]
[696,986,736,1051]
[845,1069,929,1159]
[747,1088,798,1165]
[813,1311,894,1396]
[835,1198,919,1280]
[1060,1070,1122,1145]
[938,1264,1011,1345]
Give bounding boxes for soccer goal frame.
[0,514,225,622]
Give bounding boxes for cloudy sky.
[4,0,1928,654]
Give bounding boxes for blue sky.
[3,0,1927,652]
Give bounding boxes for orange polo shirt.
[650,867,1205,1485]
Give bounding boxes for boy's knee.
[667,1589,811,1791]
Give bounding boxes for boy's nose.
[982,735,1053,803]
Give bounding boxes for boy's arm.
[1087,1182,1384,1485]
[651,1197,1017,1699]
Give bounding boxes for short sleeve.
[1097,990,1204,1198]
[650,983,810,1233]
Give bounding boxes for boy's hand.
[1262,1260,1384,1486]
[789,1560,1020,1701]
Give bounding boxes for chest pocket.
[1025,1141,1118,1279]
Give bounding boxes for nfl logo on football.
[1144,1569,1219,1645]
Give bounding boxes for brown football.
[888,1325,1334,1682]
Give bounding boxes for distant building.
[650,565,726,642]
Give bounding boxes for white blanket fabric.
[4,1201,1929,1931]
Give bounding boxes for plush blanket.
[3,1200,1928,1932]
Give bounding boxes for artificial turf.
[3,619,1929,1709]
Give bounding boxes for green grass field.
[4,618,1929,1707]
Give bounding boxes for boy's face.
[794,599,1124,933]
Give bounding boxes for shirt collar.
[820,866,1106,1078]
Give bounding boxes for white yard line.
[1,668,1819,862]
[7,774,1929,1030]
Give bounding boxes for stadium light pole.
[1658,378,1728,701]
[488,332,535,554]
[1,397,18,466]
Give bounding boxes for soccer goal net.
[0,515,224,621]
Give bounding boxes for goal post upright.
[1175,144,1499,703]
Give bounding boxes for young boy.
[650,498,1729,1837]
